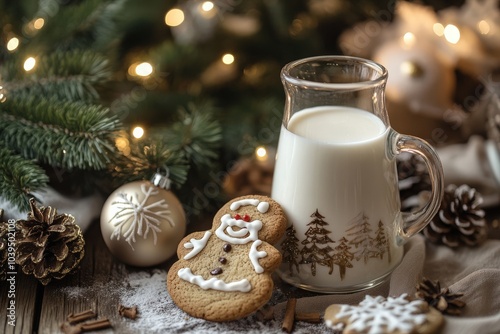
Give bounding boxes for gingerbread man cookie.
[167,195,287,322]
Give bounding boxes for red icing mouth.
[234,214,251,222]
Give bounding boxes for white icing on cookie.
[183,231,212,260]
[324,320,344,332]
[333,294,427,334]
[225,219,250,237]
[178,267,251,292]
[249,240,267,273]
[230,199,260,211]
[229,198,270,213]
[257,201,269,213]
[215,214,262,244]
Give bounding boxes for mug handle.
[392,132,444,242]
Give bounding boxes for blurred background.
[1,0,499,222]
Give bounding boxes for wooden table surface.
[0,214,216,334]
[1,208,499,334]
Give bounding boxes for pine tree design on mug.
[281,209,392,280]
[299,209,335,276]
[346,213,376,263]
[374,220,392,263]
[281,225,301,274]
[331,236,354,280]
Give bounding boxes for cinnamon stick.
[118,304,138,320]
[61,310,111,334]
[282,298,296,333]
[80,318,112,331]
[61,318,112,334]
[66,309,96,324]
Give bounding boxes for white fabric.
[437,136,500,207]
[0,186,103,231]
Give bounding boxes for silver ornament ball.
[100,178,186,267]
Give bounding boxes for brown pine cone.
[423,184,487,247]
[415,277,466,316]
[223,157,273,197]
[0,209,9,281]
[15,198,85,285]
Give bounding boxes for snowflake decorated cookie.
[166,195,287,322]
[324,294,443,334]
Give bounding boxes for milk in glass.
[272,106,404,289]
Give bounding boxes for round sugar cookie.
[324,294,443,334]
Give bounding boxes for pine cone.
[415,277,466,316]
[223,157,273,197]
[15,198,85,285]
[0,209,9,281]
[423,184,487,247]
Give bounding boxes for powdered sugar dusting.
[60,268,326,333]
[121,269,324,333]
[122,269,271,333]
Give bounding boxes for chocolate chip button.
[223,243,232,252]
[218,257,227,264]
[210,267,223,275]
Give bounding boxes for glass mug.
[272,56,444,293]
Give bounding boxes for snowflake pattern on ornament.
[327,294,428,334]
[109,183,173,249]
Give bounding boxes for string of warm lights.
[18,1,479,162]
[4,13,47,74]
[125,1,238,140]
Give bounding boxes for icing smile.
[178,267,251,292]
[215,214,262,244]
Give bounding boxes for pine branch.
[222,97,283,156]
[91,0,130,52]
[26,0,121,52]
[161,101,223,169]
[113,135,189,188]
[1,50,111,102]
[0,96,121,170]
[0,144,49,212]
[151,41,210,85]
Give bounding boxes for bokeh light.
[477,20,490,35]
[7,37,19,51]
[135,62,153,77]
[24,57,36,71]
[402,32,416,47]
[201,1,214,11]
[165,8,184,27]
[33,18,45,30]
[433,23,445,36]
[443,24,460,44]
[222,53,235,65]
[132,126,145,139]
[255,146,267,160]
